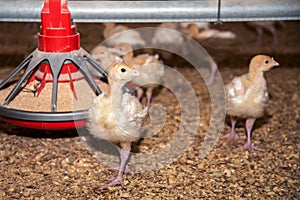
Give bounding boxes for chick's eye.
[265,60,269,64]
[120,68,126,73]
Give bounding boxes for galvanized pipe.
[0,0,299,23]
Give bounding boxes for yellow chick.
[88,62,147,189]
[222,55,279,151]
[111,42,164,109]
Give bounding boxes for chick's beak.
[271,59,279,67]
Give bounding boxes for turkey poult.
[88,62,148,189]
[221,55,279,151]
[111,42,164,109]
[89,45,123,78]
[90,45,122,69]
[179,22,236,42]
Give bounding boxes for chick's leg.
[242,118,264,151]
[220,117,239,140]
[101,142,131,189]
[205,59,217,86]
[146,87,154,110]
[107,146,131,175]
[266,25,279,46]
[255,27,263,47]
[137,87,144,101]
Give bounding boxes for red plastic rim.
[0,106,88,130]
[2,117,86,130]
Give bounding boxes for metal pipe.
[0,0,299,23]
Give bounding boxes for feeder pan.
[0,0,109,130]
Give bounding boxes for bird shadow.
[76,127,119,156]
[131,140,143,153]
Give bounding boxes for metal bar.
[0,0,299,22]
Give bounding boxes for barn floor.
[0,21,299,199]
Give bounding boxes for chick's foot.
[101,175,126,190]
[101,144,130,189]
[221,117,238,141]
[220,132,239,140]
[241,142,265,152]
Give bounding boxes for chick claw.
[101,176,126,190]
[241,143,265,152]
[220,132,239,140]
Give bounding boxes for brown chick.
[88,62,147,189]
[180,23,236,42]
[88,45,122,78]
[181,23,219,41]
[180,22,210,31]
[91,45,121,69]
[221,55,279,151]
[111,42,150,66]
[112,43,164,109]
[89,45,122,79]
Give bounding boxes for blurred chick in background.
[103,23,146,48]
[247,21,282,47]
[91,45,122,68]
[111,42,164,109]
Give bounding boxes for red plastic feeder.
[0,0,108,130]
[31,0,81,99]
